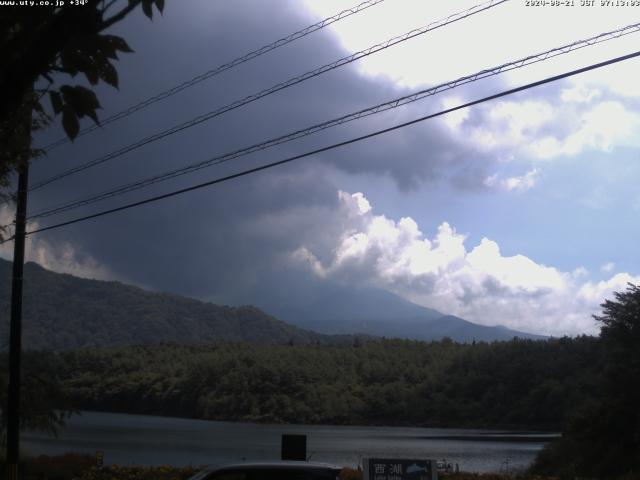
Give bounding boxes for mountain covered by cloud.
[0,258,542,348]
[256,281,545,342]
[287,191,638,336]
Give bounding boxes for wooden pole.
[6,160,29,480]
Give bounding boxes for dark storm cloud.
[26,0,507,301]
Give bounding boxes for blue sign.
[363,458,436,480]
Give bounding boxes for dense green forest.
[39,336,599,429]
[4,283,638,478]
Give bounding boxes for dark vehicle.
[189,461,344,480]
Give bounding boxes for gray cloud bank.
[7,0,637,336]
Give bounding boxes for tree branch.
[102,0,121,13]
[101,0,143,30]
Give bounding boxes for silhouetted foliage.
[531,283,640,478]
[0,0,164,201]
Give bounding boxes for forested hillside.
[0,260,346,349]
[0,259,543,347]
[52,336,599,429]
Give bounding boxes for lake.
[22,411,558,473]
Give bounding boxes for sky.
[2,0,640,336]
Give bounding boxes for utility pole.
[6,154,30,480]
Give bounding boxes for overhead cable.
[30,0,508,192]
[12,49,639,240]
[27,21,640,221]
[41,0,388,151]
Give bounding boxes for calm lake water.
[22,411,558,473]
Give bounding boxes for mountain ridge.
[0,258,544,349]
[0,259,341,349]
[255,282,546,341]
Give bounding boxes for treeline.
[48,336,600,429]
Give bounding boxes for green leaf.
[82,63,100,85]
[99,61,119,89]
[59,49,80,76]
[106,35,134,53]
[61,106,79,140]
[60,85,82,113]
[76,86,101,111]
[59,85,75,107]
[84,107,99,125]
[60,85,101,125]
[97,35,119,60]
[155,0,164,13]
[74,86,101,123]
[50,91,63,115]
[142,0,153,19]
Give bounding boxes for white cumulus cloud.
[484,168,539,192]
[291,191,640,336]
[466,98,640,161]
[561,85,601,104]
[601,262,615,273]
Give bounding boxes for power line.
[27,21,640,221]
[16,49,640,240]
[29,0,508,192]
[41,0,388,151]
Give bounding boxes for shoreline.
[65,408,563,435]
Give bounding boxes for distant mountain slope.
[0,259,338,350]
[256,282,546,342]
[0,259,544,349]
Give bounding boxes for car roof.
[190,462,344,480]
